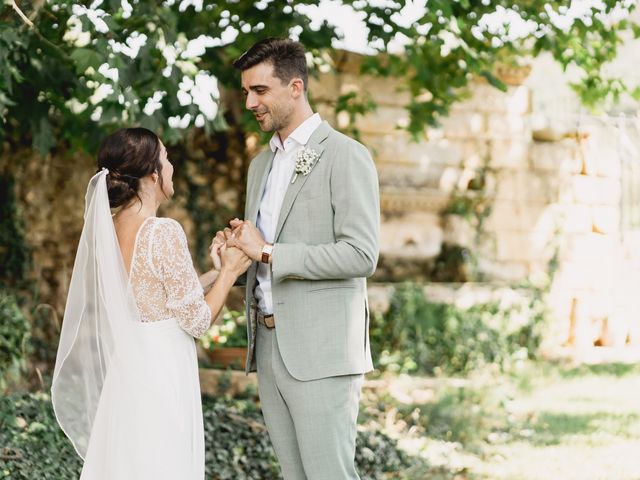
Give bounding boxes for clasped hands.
[209,218,267,275]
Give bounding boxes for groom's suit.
[243,118,380,479]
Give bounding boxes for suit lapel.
[248,150,276,223]
[274,121,332,242]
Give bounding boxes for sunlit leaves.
[0,0,637,154]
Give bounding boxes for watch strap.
[261,244,273,264]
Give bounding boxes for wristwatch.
[261,243,274,264]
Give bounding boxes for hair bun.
[96,127,162,208]
[105,171,139,208]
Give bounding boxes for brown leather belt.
[253,306,275,329]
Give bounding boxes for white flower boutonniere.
[291,147,320,184]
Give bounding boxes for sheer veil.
[51,168,139,459]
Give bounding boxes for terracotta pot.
[207,347,248,369]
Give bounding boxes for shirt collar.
[269,113,322,152]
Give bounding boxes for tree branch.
[10,0,33,28]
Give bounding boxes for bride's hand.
[209,231,227,271]
[221,246,252,277]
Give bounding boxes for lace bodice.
[129,217,211,338]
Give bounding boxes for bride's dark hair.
[97,128,164,208]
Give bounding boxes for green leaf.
[32,116,55,155]
[70,48,102,75]
[480,70,507,92]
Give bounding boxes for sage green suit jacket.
[244,121,380,381]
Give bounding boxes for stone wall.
[309,51,640,352]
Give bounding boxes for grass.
[480,362,640,480]
[361,361,640,480]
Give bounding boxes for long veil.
[51,168,139,459]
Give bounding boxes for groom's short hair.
[233,38,308,92]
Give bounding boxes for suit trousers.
[256,322,364,480]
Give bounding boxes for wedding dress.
[52,169,209,479]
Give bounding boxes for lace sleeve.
[153,219,212,338]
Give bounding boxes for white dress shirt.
[255,113,322,314]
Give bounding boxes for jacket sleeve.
[271,140,380,282]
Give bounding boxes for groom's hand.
[227,219,266,262]
[209,223,237,249]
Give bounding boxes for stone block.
[525,204,567,237]
[562,233,618,263]
[556,204,593,233]
[380,188,450,216]
[451,83,530,115]
[486,112,531,140]
[438,111,486,139]
[457,139,491,168]
[363,132,461,169]
[591,206,620,234]
[580,125,623,178]
[529,141,582,173]
[570,175,621,206]
[484,202,549,232]
[355,106,411,135]
[629,320,640,346]
[476,258,530,282]
[621,232,640,267]
[438,166,466,192]
[594,154,622,179]
[490,139,530,169]
[366,285,394,315]
[380,212,443,258]
[545,288,574,320]
[339,73,412,106]
[314,102,336,125]
[377,164,443,190]
[493,170,561,204]
[485,231,553,262]
[442,214,476,248]
[309,72,341,101]
[563,294,608,348]
[600,314,633,347]
[554,259,616,291]
[575,292,614,319]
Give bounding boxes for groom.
[222,38,379,479]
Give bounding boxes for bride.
[51,127,250,479]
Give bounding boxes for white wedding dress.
[52,170,210,479]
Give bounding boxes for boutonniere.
[291,147,320,184]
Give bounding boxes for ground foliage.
[0,392,409,479]
[370,283,547,375]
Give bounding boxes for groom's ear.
[289,77,305,99]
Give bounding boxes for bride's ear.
[151,171,159,185]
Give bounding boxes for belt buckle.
[263,314,275,329]
[254,305,275,329]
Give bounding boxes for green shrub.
[0,174,30,288]
[0,292,31,391]
[200,308,248,351]
[417,386,510,449]
[370,283,545,375]
[0,392,82,479]
[202,396,278,479]
[355,428,409,479]
[0,392,410,479]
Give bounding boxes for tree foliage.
[0,0,638,154]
